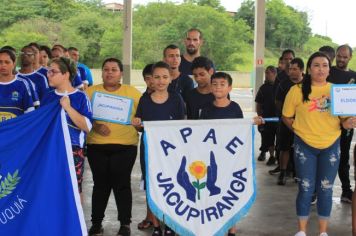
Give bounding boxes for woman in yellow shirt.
[282,52,356,236]
[86,58,141,236]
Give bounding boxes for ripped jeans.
[294,135,340,219]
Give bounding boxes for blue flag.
[0,102,86,236]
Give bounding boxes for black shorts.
[278,122,294,151]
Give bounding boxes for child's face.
[152,67,171,92]
[211,78,232,99]
[192,67,213,88]
[47,62,66,88]
[144,74,154,91]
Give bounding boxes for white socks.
[294,231,328,236]
[294,231,306,236]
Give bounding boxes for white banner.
[144,119,256,236]
[331,84,356,116]
[91,92,133,124]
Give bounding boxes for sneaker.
[152,227,162,236]
[268,166,280,175]
[257,152,266,161]
[311,193,317,205]
[117,225,131,236]
[341,190,353,203]
[277,170,286,185]
[88,224,104,236]
[294,231,306,236]
[266,156,276,166]
[164,226,175,236]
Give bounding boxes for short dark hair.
[152,61,170,73]
[50,57,77,82]
[186,28,203,39]
[290,58,304,70]
[1,45,16,53]
[265,65,277,74]
[40,45,52,59]
[142,63,154,78]
[282,49,295,58]
[21,45,34,53]
[191,56,214,72]
[28,42,40,51]
[101,57,123,71]
[68,47,78,52]
[211,72,233,86]
[336,44,353,56]
[163,44,179,57]
[0,49,16,63]
[52,44,66,52]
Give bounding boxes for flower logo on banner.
[177,151,221,202]
[189,161,207,200]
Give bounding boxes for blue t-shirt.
[0,78,34,122]
[168,73,194,102]
[199,101,243,119]
[78,62,93,86]
[41,90,92,147]
[36,66,49,80]
[185,88,215,119]
[15,75,40,106]
[17,71,50,103]
[135,92,185,122]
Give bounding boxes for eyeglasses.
[47,69,62,76]
[19,52,34,56]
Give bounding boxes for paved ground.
[82,89,355,235]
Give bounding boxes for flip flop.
[137,219,153,230]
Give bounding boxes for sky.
[103,0,356,47]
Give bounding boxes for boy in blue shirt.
[186,56,215,119]
[132,61,185,236]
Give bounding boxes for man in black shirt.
[273,49,295,93]
[275,58,304,185]
[163,44,194,102]
[327,44,356,203]
[179,28,204,77]
[255,66,277,165]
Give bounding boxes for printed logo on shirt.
[308,95,330,112]
[11,91,19,101]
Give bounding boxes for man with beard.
[163,44,194,102]
[179,28,204,77]
[327,44,356,203]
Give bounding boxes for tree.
[235,0,312,49]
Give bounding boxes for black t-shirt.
[185,88,215,119]
[199,101,243,119]
[275,78,296,104]
[273,70,289,93]
[179,55,193,76]
[255,82,276,117]
[168,73,194,102]
[135,92,185,121]
[327,66,356,84]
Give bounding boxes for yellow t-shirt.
[282,83,341,149]
[86,84,142,145]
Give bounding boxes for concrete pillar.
[122,0,132,85]
[253,0,266,111]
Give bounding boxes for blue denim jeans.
[293,135,340,219]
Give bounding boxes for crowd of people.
[0,28,355,236]
[255,46,356,236]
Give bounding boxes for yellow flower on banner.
[189,161,207,180]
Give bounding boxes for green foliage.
[132,2,253,70]
[0,0,344,72]
[236,0,312,49]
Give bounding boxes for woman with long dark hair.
[282,51,356,236]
